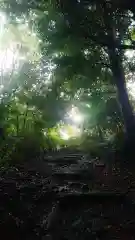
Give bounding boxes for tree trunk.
[102,2,135,140]
[97,125,104,141]
[108,47,135,139]
[23,104,28,130]
[16,115,19,136]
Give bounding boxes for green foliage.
[0,0,135,165]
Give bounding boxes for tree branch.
[90,35,135,51]
[4,1,135,51]
[119,44,135,50]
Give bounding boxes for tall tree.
[51,0,135,139]
[2,0,135,139]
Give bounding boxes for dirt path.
[0,150,135,239]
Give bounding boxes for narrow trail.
[0,150,135,239]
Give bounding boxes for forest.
[0,0,135,239]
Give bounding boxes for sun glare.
[67,106,84,125]
[59,106,84,140]
[0,12,7,35]
[0,46,19,75]
[125,50,135,59]
[0,12,19,75]
[127,80,135,98]
[0,11,42,80]
[59,129,70,140]
[125,50,135,99]
[59,123,82,140]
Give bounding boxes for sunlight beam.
[0,46,19,75]
[67,106,84,125]
[59,129,70,140]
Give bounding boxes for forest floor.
[0,150,135,240]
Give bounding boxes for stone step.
[53,172,97,182]
[46,158,79,165]
[45,153,85,159]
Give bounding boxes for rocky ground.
[0,150,135,239]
